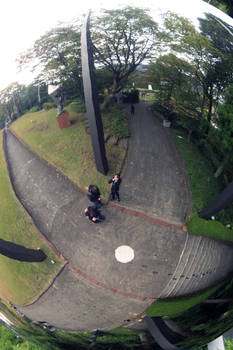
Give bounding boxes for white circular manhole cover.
[115,245,134,263]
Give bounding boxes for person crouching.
[84,206,105,223]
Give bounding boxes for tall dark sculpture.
[81,12,108,175]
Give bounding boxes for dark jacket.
[85,206,101,223]
[108,177,121,191]
[87,185,101,203]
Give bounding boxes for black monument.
[81,12,108,175]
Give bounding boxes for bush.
[29,106,40,113]
[102,105,129,139]
[69,100,86,113]
[122,89,139,103]
[43,102,56,110]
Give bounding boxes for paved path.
[120,102,191,225]
[4,102,233,331]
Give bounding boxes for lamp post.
[81,11,108,175]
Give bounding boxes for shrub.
[43,102,56,110]
[69,100,86,113]
[102,105,129,139]
[29,106,40,113]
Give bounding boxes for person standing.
[130,104,135,115]
[108,174,121,202]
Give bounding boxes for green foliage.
[28,106,40,113]
[92,6,160,103]
[102,105,129,139]
[151,102,170,121]
[0,326,40,350]
[122,89,139,103]
[187,214,233,243]
[0,131,62,305]
[69,100,86,113]
[18,25,82,88]
[146,282,222,317]
[11,104,126,200]
[225,339,233,350]
[172,130,222,212]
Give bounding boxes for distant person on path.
[108,173,121,202]
[87,185,103,208]
[84,206,105,223]
[130,104,135,115]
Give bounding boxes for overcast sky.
[0,0,232,90]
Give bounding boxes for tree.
[0,82,26,123]
[17,24,83,97]
[213,84,233,178]
[161,11,227,124]
[198,13,233,121]
[91,6,161,108]
[202,0,233,18]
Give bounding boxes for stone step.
[158,234,200,298]
[159,234,233,299]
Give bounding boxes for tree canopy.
[90,6,160,106]
[17,24,82,95]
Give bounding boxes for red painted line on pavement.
[69,263,156,302]
[108,202,184,231]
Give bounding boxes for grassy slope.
[11,106,126,199]
[0,131,64,306]
[171,129,222,214]
[171,129,233,241]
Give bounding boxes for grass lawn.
[171,129,233,242]
[187,214,233,243]
[11,105,127,200]
[171,129,222,214]
[0,131,64,305]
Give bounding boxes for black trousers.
[111,189,120,200]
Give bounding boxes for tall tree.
[0,82,26,122]
[162,12,225,123]
[213,84,233,178]
[202,0,233,18]
[91,6,161,108]
[17,24,83,96]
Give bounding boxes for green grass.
[0,132,64,305]
[11,105,127,199]
[171,129,222,214]
[95,328,141,348]
[146,282,223,317]
[187,214,233,243]
[171,129,233,242]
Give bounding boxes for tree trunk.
[214,153,230,178]
[201,93,206,116]
[207,85,213,123]
[101,92,114,110]
[187,129,193,143]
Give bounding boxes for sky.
[0,0,232,91]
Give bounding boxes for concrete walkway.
[4,102,233,331]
